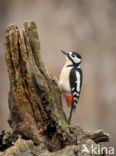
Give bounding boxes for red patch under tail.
[63,92,72,108]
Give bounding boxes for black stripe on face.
[68,51,82,66]
[67,54,74,63]
[68,55,80,67]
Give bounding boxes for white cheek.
[74,58,80,63]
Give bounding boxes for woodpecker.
[59,50,83,124]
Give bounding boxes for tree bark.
[3,21,109,155]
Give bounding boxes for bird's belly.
[59,67,71,93]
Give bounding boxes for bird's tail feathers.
[68,103,76,124]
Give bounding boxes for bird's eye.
[72,55,75,57]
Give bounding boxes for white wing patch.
[75,71,80,92]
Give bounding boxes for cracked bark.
[2,21,110,155]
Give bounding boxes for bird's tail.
[68,103,76,124]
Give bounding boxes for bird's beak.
[61,50,68,56]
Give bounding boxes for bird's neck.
[65,60,80,68]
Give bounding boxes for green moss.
[48,87,69,132]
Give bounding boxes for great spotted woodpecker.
[59,50,83,124]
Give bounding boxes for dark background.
[0,0,116,153]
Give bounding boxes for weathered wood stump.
[2,21,109,155]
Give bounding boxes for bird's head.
[61,50,82,66]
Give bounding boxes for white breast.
[59,64,72,93]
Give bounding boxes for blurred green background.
[0,0,116,153]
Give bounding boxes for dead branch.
[2,21,110,155]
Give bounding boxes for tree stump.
[3,21,109,155]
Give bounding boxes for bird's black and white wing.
[69,68,83,107]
